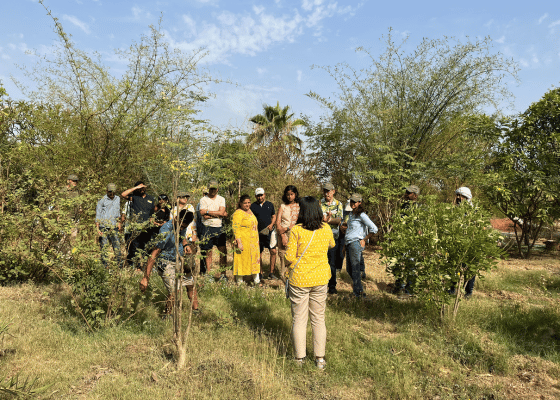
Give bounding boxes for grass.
[1,253,560,399]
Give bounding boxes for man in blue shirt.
[139,209,198,314]
[95,183,122,268]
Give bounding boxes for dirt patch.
[496,258,560,273]
[491,218,517,233]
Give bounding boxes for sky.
[1,0,559,132]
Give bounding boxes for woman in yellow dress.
[232,194,261,285]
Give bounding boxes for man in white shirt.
[199,180,228,281]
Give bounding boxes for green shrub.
[382,197,504,318]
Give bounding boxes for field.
[1,247,560,399]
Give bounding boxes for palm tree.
[248,102,306,150]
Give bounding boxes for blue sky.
[1,0,559,131]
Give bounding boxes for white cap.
[455,187,472,200]
[255,188,265,195]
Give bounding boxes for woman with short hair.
[286,196,335,369]
[232,194,261,285]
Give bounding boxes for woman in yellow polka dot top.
[285,196,335,369]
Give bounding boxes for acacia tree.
[14,2,214,187]
[306,31,518,233]
[483,88,560,258]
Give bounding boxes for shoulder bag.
[285,230,316,299]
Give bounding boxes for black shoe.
[328,287,338,294]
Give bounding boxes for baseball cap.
[255,188,265,195]
[107,183,117,191]
[405,185,420,195]
[349,193,363,203]
[322,182,335,191]
[455,187,472,200]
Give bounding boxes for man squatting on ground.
[139,209,199,312]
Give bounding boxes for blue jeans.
[346,240,364,296]
[327,241,339,290]
[100,228,122,268]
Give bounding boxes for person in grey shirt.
[96,183,122,268]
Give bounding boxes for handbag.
[285,230,316,299]
[269,228,277,248]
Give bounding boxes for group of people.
[92,175,477,369]
[93,178,380,369]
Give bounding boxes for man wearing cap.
[250,188,278,280]
[450,186,476,298]
[171,191,195,220]
[393,185,421,295]
[58,173,82,248]
[320,183,344,294]
[121,181,156,269]
[199,180,228,281]
[96,183,122,268]
[402,185,420,214]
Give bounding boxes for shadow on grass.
[326,290,436,326]
[198,282,292,357]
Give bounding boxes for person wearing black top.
[121,181,156,270]
[250,188,278,279]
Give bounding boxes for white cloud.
[496,36,505,44]
[131,6,152,20]
[549,20,560,34]
[62,14,91,34]
[538,13,548,24]
[484,19,493,28]
[297,70,302,82]
[182,15,197,37]
[302,0,323,12]
[168,9,305,64]
[257,67,267,75]
[168,2,360,64]
[2,54,10,60]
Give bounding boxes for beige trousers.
[289,284,328,359]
